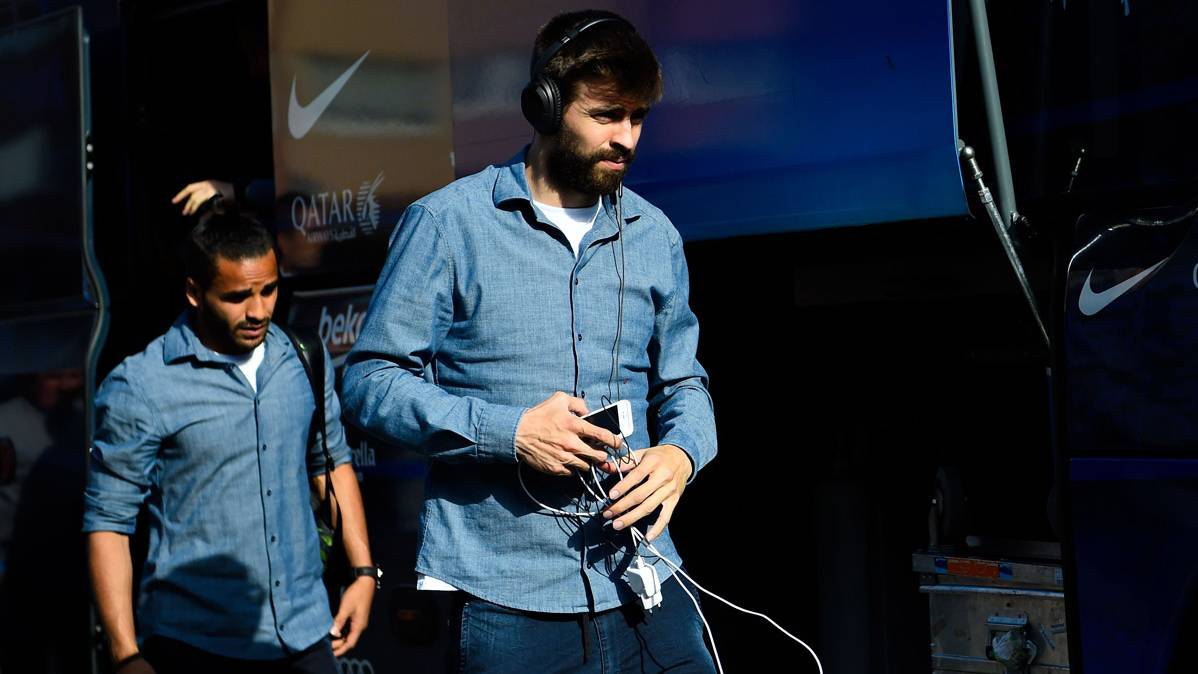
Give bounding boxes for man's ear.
[184,276,202,309]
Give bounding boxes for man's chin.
[589,168,626,194]
[230,328,268,352]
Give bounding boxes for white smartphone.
[581,399,634,438]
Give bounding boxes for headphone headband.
[529,16,625,80]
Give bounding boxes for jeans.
[141,635,338,674]
[449,575,716,673]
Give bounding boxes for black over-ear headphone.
[520,16,627,135]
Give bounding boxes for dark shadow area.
[673,218,1054,674]
[104,0,273,376]
[0,370,89,674]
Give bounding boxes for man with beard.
[342,10,717,672]
[83,210,377,673]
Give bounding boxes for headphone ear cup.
[521,76,562,135]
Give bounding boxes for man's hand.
[601,444,693,541]
[330,576,374,657]
[171,180,233,215]
[515,392,620,476]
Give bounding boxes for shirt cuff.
[307,449,353,477]
[477,404,527,464]
[82,491,140,535]
[658,435,706,484]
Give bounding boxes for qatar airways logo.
[290,171,384,243]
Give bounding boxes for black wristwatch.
[114,653,146,673]
[352,565,383,589]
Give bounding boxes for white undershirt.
[211,342,266,392]
[534,199,601,256]
[416,573,459,592]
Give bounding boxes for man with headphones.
[343,10,717,672]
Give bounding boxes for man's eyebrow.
[219,288,253,300]
[587,104,624,115]
[588,103,651,118]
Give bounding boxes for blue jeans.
[140,635,338,674]
[450,576,716,673]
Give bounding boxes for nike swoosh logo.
[288,51,370,140]
[1078,259,1166,316]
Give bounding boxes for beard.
[196,302,269,354]
[545,125,635,198]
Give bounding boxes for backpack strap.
[279,325,338,500]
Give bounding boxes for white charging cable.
[608,450,824,674]
[517,438,824,674]
[633,528,824,674]
[515,433,632,519]
[518,436,663,611]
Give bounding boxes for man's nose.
[246,295,267,321]
[611,118,634,152]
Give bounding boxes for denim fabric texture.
[342,152,717,613]
[451,574,716,673]
[83,314,352,658]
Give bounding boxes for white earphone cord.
[517,436,823,674]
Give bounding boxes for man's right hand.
[515,392,620,476]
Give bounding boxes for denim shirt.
[82,314,351,659]
[342,154,717,613]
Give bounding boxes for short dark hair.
[182,207,275,288]
[532,10,662,108]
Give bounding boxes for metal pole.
[961,146,1050,349]
[79,24,111,674]
[967,0,1020,228]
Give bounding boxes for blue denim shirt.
[82,314,351,658]
[342,153,717,613]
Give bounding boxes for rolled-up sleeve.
[648,230,717,480]
[341,204,525,464]
[82,367,162,534]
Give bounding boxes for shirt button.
[270,535,277,543]
[275,580,281,587]
[261,444,267,452]
[577,334,583,341]
[280,624,286,631]
[266,489,272,497]
[575,278,580,285]
[580,391,586,398]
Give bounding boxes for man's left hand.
[330,577,374,657]
[601,444,693,542]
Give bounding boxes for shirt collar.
[163,311,290,366]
